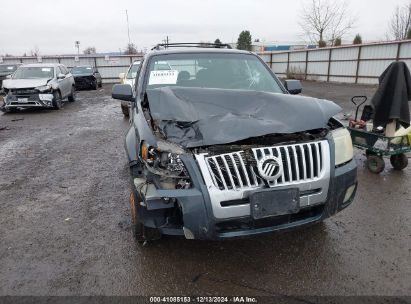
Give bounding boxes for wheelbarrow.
[347,96,410,174]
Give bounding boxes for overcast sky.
[0,0,409,55]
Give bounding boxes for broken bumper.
[74,76,96,89]
[134,152,357,240]
[4,93,54,108]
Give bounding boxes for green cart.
[348,96,410,174]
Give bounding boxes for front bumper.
[134,145,358,240]
[3,93,54,109]
[74,76,96,89]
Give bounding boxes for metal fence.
[258,40,411,84]
[0,55,143,84]
[2,40,411,85]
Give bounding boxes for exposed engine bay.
[138,87,343,193]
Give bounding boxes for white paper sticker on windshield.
[149,70,178,85]
[42,68,51,72]
[7,67,13,70]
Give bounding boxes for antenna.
[126,10,131,46]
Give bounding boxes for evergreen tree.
[237,31,252,51]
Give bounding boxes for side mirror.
[284,79,302,95]
[112,84,133,101]
[57,73,66,80]
[119,73,125,79]
[6,75,12,79]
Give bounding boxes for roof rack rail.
[151,42,232,50]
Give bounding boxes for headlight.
[140,141,189,177]
[36,85,51,92]
[331,128,353,166]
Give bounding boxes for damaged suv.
[112,43,357,242]
[1,63,75,112]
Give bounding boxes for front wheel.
[366,155,385,174]
[92,80,98,90]
[52,91,62,110]
[129,190,161,244]
[390,154,408,170]
[68,86,76,102]
[121,102,129,117]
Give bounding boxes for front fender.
[125,126,138,163]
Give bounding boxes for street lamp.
[75,41,80,56]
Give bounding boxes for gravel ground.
[0,82,410,296]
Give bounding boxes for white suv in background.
[118,60,171,117]
[1,63,76,112]
[119,60,141,117]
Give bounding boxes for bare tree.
[83,47,96,55]
[388,3,411,40]
[124,43,138,55]
[299,0,355,46]
[30,46,40,57]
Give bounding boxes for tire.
[121,102,129,117]
[68,86,76,102]
[365,149,377,157]
[129,190,161,244]
[92,80,98,90]
[129,191,145,244]
[366,155,385,174]
[52,91,62,110]
[390,154,408,170]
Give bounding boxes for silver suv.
[1,63,76,112]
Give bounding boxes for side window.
[135,61,144,94]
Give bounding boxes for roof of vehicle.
[20,63,62,68]
[0,63,21,66]
[147,47,253,58]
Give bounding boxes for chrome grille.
[11,88,37,95]
[11,88,37,97]
[206,152,259,190]
[205,141,327,190]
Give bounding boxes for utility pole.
[126,10,131,46]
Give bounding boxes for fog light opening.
[343,184,356,203]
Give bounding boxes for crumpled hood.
[2,78,50,89]
[147,87,342,148]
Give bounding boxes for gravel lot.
[0,81,410,296]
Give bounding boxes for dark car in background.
[71,66,102,90]
[0,63,21,88]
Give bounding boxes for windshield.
[145,53,283,93]
[0,65,18,73]
[13,67,54,79]
[126,62,141,79]
[71,67,93,74]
